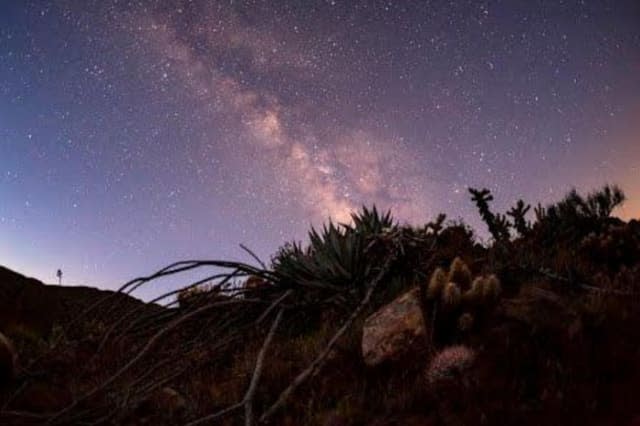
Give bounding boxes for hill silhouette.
[0,266,157,337]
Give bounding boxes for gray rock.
[361,288,427,366]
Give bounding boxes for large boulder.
[361,288,428,366]
[0,331,17,382]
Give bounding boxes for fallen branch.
[48,298,255,425]
[186,309,285,426]
[259,252,396,423]
[256,290,293,325]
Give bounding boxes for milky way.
[0,1,639,292]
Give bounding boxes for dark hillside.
[0,266,159,336]
[0,186,639,425]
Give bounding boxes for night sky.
[1,1,639,292]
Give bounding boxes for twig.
[259,253,395,423]
[68,260,276,331]
[245,309,284,426]
[48,298,254,425]
[186,309,284,426]
[255,290,293,325]
[1,379,30,411]
[101,269,243,351]
[241,244,268,270]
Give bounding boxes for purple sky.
[1,1,639,295]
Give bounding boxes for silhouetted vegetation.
[1,184,639,425]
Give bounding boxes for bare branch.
[186,309,284,426]
[260,253,395,423]
[241,243,268,270]
[48,298,254,425]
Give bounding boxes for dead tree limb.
[256,290,293,325]
[48,298,256,425]
[245,309,284,426]
[186,309,285,426]
[259,253,396,423]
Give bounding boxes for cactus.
[448,257,472,290]
[463,276,485,305]
[468,187,511,241]
[425,345,475,384]
[427,267,447,300]
[507,199,532,236]
[425,213,447,235]
[442,282,461,308]
[482,274,502,301]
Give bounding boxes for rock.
[501,283,570,330]
[0,331,17,383]
[361,288,427,367]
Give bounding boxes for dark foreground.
[1,186,639,425]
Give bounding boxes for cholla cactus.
[464,277,485,305]
[427,267,447,300]
[425,344,475,384]
[457,312,474,332]
[464,275,502,305]
[482,274,502,301]
[448,257,472,289]
[442,282,461,308]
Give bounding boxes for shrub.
[533,185,626,245]
[272,222,370,290]
[272,206,396,292]
[348,205,395,237]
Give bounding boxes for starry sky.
[1,0,639,292]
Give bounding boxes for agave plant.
[346,205,396,237]
[272,206,396,292]
[272,222,368,290]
